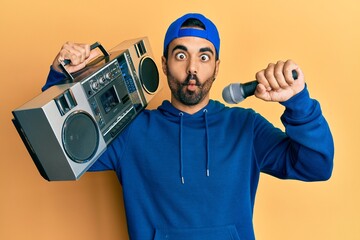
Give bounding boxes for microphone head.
[222,83,245,104]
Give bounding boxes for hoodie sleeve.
[41,66,66,91]
[255,86,334,181]
[87,121,133,182]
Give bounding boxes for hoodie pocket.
[154,225,240,240]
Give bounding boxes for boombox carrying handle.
[59,42,110,81]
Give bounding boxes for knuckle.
[267,63,275,69]
[79,46,86,53]
[63,41,72,48]
[264,69,272,79]
[255,70,264,80]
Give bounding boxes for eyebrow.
[172,45,188,53]
[199,47,214,55]
[171,45,214,56]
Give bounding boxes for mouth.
[186,80,198,91]
[182,74,200,91]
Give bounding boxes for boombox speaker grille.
[139,57,159,94]
[62,111,99,163]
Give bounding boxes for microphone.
[222,70,298,104]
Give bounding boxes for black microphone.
[222,70,298,104]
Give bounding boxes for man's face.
[162,36,220,106]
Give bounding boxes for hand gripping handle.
[59,42,109,81]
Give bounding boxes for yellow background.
[1,0,359,239]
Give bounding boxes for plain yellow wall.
[1,0,359,239]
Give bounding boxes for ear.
[161,56,167,75]
[214,59,221,80]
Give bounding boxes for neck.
[171,95,210,115]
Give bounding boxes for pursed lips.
[183,74,200,91]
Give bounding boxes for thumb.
[84,49,101,64]
[254,83,270,100]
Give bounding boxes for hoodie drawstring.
[178,110,210,184]
[179,112,185,184]
[203,109,210,177]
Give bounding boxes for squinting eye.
[200,54,210,61]
[175,53,186,60]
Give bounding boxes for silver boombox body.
[12,37,161,181]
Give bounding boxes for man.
[43,13,334,240]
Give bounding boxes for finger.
[83,44,91,59]
[264,63,280,91]
[273,60,288,89]
[84,49,100,65]
[67,61,87,73]
[71,44,90,64]
[255,81,267,95]
[254,80,271,101]
[255,69,267,88]
[57,49,79,66]
[283,60,299,84]
[58,42,88,66]
[256,68,272,91]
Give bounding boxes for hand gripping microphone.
[222,70,298,104]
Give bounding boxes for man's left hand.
[255,60,305,102]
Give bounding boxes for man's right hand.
[51,42,99,73]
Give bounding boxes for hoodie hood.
[157,100,226,184]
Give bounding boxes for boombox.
[12,37,162,181]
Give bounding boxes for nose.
[187,57,198,75]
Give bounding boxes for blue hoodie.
[44,67,334,240]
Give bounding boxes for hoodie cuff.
[280,85,319,122]
[41,65,66,92]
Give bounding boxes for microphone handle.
[242,81,259,98]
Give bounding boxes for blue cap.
[163,13,220,57]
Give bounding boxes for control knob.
[105,72,112,80]
[99,76,106,85]
[91,81,100,90]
